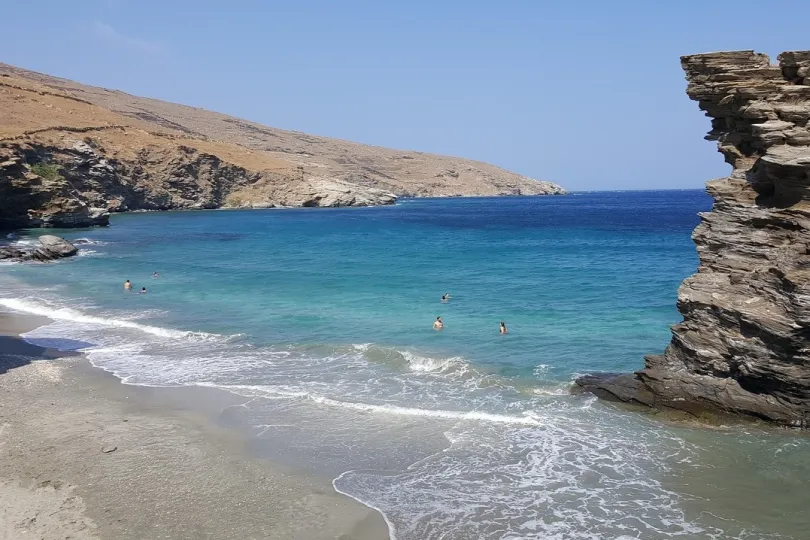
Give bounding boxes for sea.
[2,190,809,539]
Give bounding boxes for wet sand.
[0,311,389,540]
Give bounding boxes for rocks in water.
[0,246,26,260]
[33,235,78,259]
[0,235,79,262]
[576,50,810,429]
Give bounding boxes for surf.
[0,297,226,342]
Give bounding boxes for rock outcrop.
[576,51,810,428]
[0,63,565,229]
[0,235,78,262]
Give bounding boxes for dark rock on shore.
[0,235,79,262]
[576,50,810,429]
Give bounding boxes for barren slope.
[0,62,563,199]
[0,62,564,229]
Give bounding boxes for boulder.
[0,235,79,262]
[37,235,78,257]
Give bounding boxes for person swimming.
[152,272,159,278]
[433,316,444,331]
[139,287,147,294]
[500,321,508,334]
[441,293,451,303]
[124,280,132,291]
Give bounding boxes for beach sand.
[0,311,389,540]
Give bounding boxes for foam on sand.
[0,298,223,341]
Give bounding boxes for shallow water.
[2,191,808,539]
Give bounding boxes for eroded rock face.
[0,138,397,229]
[223,176,397,209]
[577,50,810,428]
[0,146,111,229]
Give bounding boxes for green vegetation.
[29,162,62,181]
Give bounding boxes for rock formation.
[0,235,78,262]
[0,63,564,229]
[576,51,810,428]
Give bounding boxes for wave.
[73,237,108,257]
[196,382,541,426]
[73,237,108,245]
[0,298,227,342]
[0,295,723,539]
[311,396,541,425]
[400,351,467,374]
[9,238,36,247]
[332,478,399,540]
[352,343,474,377]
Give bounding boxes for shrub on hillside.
[30,162,63,181]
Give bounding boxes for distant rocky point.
[0,63,564,229]
[0,235,78,262]
[576,50,810,429]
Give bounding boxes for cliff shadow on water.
[577,50,810,429]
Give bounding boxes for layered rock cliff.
[0,63,564,229]
[577,51,810,428]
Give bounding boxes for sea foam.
[0,297,224,341]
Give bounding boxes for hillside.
[0,62,564,229]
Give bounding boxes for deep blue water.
[4,191,809,539]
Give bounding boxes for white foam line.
[201,383,541,426]
[197,382,309,399]
[0,298,221,341]
[311,396,541,425]
[333,471,399,540]
[401,351,467,373]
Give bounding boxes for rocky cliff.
[0,63,564,229]
[577,50,810,428]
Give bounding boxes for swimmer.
[441,293,451,303]
[433,316,444,331]
[152,272,159,278]
[500,321,508,334]
[139,287,147,294]
[124,279,132,291]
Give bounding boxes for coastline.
[0,310,390,540]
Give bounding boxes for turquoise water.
[2,191,809,539]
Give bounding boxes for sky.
[2,1,809,191]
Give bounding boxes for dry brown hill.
[0,62,564,229]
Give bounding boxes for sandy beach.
[0,311,389,540]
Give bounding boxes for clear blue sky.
[3,1,809,190]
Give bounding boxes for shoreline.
[0,192,576,235]
[0,309,390,540]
